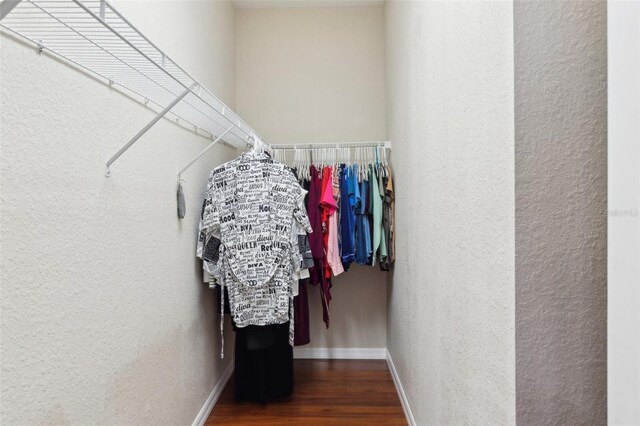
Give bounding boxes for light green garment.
[370,164,383,265]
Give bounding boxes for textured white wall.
[235,6,388,349]
[385,1,516,424]
[0,1,237,424]
[514,1,608,424]
[608,1,640,423]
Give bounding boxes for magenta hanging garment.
[307,166,331,328]
[307,166,324,259]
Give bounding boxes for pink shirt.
[321,167,344,276]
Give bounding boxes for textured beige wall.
[514,1,608,424]
[385,1,516,424]
[235,6,386,143]
[235,6,388,349]
[0,1,237,424]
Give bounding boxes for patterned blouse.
[197,151,312,356]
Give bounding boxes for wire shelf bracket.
[177,122,238,183]
[0,0,267,175]
[105,83,196,177]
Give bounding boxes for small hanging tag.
[177,181,186,219]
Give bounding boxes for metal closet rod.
[271,141,392,150]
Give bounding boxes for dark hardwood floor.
[206,359,407,425]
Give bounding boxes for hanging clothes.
[355,170,372,265]
[233,322,294,403]
[380,165,395,270]
[293,178,313,346]
[194,144,396,400]
[370,164,383,266]
[293,278,311,346]
[196,150,311,402]
[266,145,397,334]
[292,220,313,345]
[339,164,356,270]
[332,167,342,250]
[320,166,334,279]
[306,166,324,261]
[198,151,311,355]
[367,166,374,255]
[377,165,388,265]
[307,165,332,328]
[321,166,344,277]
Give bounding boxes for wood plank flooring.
[206,359,407,425]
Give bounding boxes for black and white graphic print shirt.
[197,151,312,353]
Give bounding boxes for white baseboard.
[191,360,234,426]
[386,349,416,426]
[293,347,387,359]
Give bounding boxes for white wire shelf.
[0,0,262,173]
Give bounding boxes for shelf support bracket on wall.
[105,83,197,176]
[176,122,239,183]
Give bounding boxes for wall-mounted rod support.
[177,122,239,182]
[105,83,197,176]
[0,0,21,20]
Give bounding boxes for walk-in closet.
[1,1,636,425]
